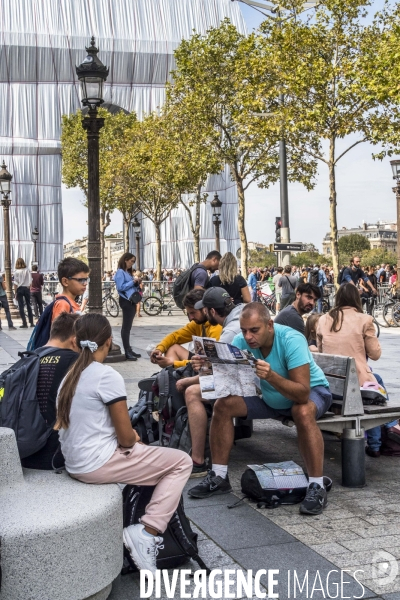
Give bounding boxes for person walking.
[56,313,192,574]
[0,270,16,330]
[30,264,44,320]
[272,267,283,312]
[208,252,250,304]
[13,258,34,328]
[247,267,258,302]
[278,265,298,310]
[114,253,141,361]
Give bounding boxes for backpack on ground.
[228,464,332,510]
[169,404,212,465]
[0,347,57,458]
[380,426,400,456]
[121,484,210,573]
[27,296,73,351]
[173,264,207,309]
[310,268,319,286]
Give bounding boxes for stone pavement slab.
[2,313,400,598]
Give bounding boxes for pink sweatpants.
[72,443,192,533]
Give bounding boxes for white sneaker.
[123,523,164,574]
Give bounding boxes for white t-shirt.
[58,362,127,474]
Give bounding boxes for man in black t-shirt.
[21,312,80,470]
[275,283,321,335]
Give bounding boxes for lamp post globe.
[0,161,17,317]
[76,37,109,109]
[0,161,12,197]
[390,159,400,291]
[211,193,222,252]
[132,216,141,271]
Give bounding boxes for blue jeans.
[366,373,397,451]
[251,288,257,302]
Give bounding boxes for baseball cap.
[194,287,234,310]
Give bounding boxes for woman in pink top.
[317,283,380,384]
[317,283,396,457]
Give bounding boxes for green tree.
[167,20,317,275]
[338,233,370,260]
[260,0,400,282]
[290,252,331,268]
[360,248,397,267]
[61,109,137,269]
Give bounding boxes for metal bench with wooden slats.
[236,353,400,487]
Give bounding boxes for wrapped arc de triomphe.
[0,0,246,271]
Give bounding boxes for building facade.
[0,0,246,272]
[64,233,123,273]
[322,221,397,255]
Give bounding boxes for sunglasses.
[68,277,90,284]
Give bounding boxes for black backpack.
[310,268,319,286]
[228,470,332,510]
[27,295,73,351]
[129,366,188,446]
[121,485,210,573]
[0,347,56,458]
[173,264,207,309]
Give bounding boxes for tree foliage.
[259,0,400,282]
[338,233,370,258]
[167,20,317,275]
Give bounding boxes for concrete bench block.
[0,428,122,600]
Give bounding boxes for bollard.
[341,427,366,488]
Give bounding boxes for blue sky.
[63,1,397,252]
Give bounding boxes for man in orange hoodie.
[150,289,222,369]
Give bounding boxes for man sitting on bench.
[188,302,333,516]
[150,289,222,368]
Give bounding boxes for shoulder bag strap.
[285,276,295,290]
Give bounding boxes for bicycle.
[102,287,119,318]
[256,286,276,315]
[143,292,182,316]
[361,295,380,337]
[380,292,400,328]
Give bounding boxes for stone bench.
[0,428,122,600]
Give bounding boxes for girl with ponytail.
[56,313,191,574]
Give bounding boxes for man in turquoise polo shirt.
[188,302,332,516]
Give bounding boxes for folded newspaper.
[192,336,261,400]
[247,461,309,489]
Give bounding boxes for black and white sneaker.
[188,470,232,499]
[299,483,328,515]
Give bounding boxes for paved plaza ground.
[1,309,400,599]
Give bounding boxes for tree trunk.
[236,177,248,277]
[123,212,131,253]
[155,221,162,281]
[194,183,202,263]
[99,208,111,275]
[328,138,339,287]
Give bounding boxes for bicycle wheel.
[143,296,162,316]
[269,299,276,315]
[105,296,119,318]
[373,318,380,338]
[382,304,397,327]
[373,303,389,327]
[392,302,400,326]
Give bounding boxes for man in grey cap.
[176,287,244,477]
[193,287,244,344]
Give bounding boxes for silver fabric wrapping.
[0,0,246,270]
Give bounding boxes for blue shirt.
[341,266,368,285]
[114,269,139,300]
[232,324,329,409]
[247,273,257,291]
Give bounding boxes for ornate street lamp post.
[211,193,222,253]
[76,37,109,313]
[132,216,141,271]
[31,226,39,264]
[390,159,400,291]
[0,161,17,313]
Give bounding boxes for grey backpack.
[172,264,207,309]
[0,347,55,458]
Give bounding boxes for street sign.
[273,243,306,251]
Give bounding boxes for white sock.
[309,476,324,488]
[213,464,228,479]
[142,528,155,538]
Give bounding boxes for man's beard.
[207,314,218,326]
